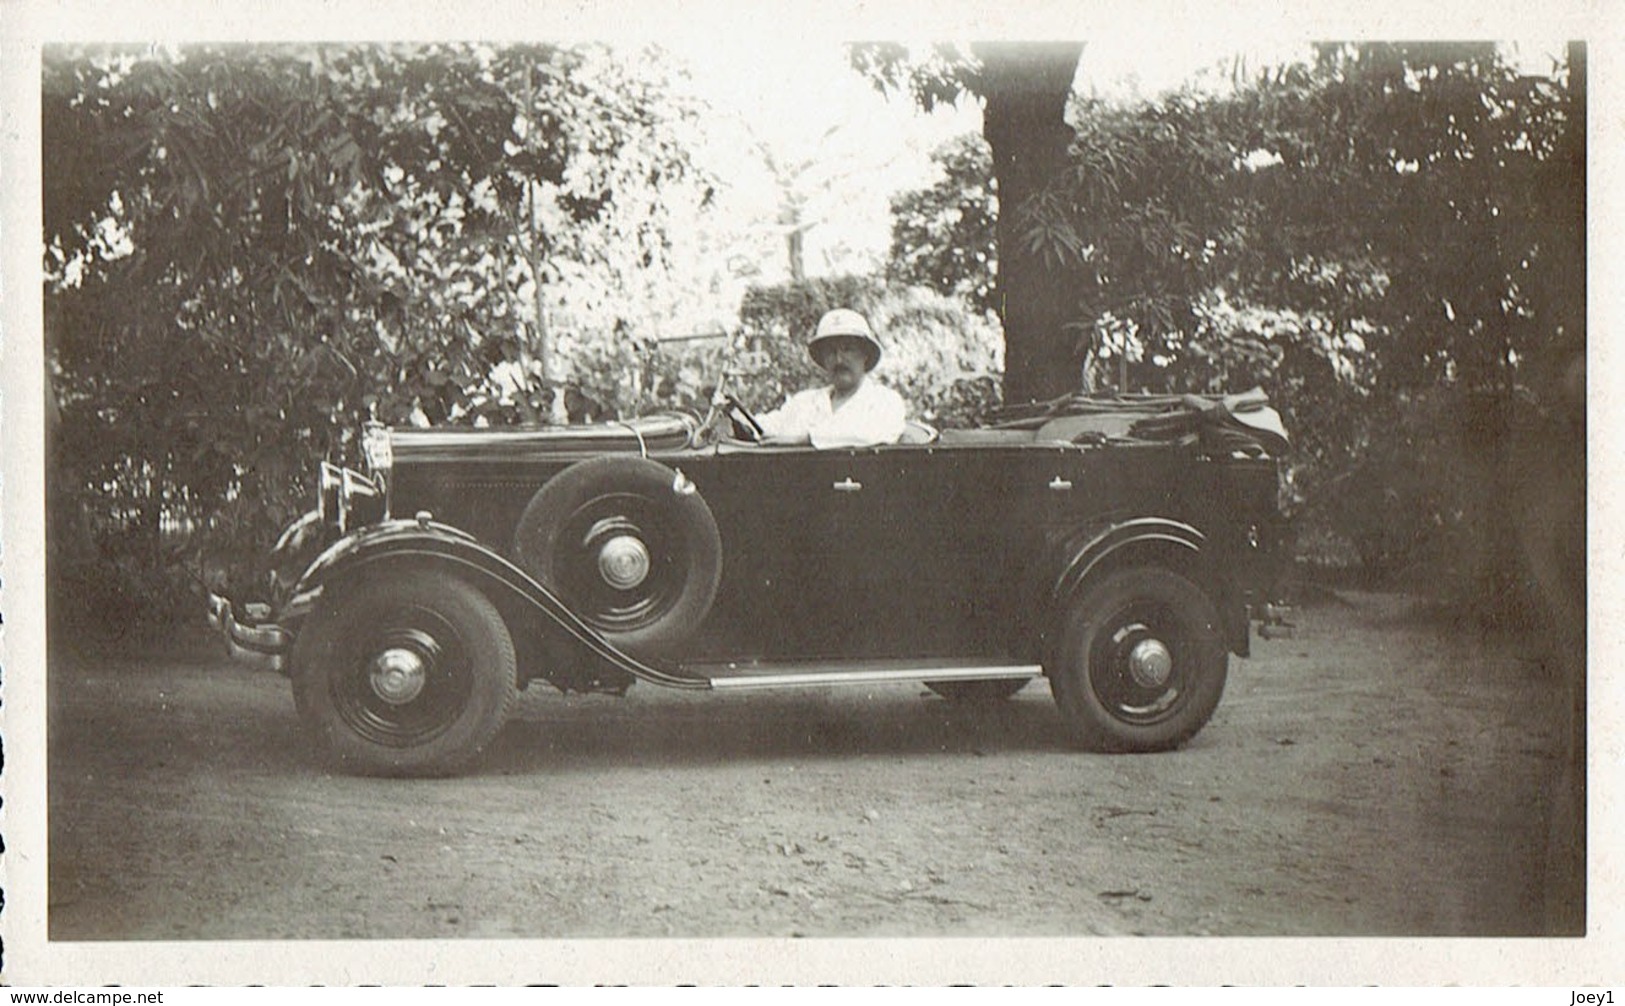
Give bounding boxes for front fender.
[289,517,709,690]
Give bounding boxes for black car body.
[210,389,1292,775]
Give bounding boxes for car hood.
[387,412,703,465]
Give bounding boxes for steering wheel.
[724,394,765,442]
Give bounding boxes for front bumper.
[206,503,339,673]
[207,593,293,673]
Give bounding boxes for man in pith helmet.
[753,308,907,449]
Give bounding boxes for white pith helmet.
[808,308,883,371]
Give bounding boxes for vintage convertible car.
[208,382,1292,775]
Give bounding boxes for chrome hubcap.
[1127,638,1174,689]
[370,646,429,705]
[597,534,652,590]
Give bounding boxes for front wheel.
[291,569,517,776]
[1048,567,1227,752]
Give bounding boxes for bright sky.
[660,34,1569,292]
[659,36,1312,288]
[662,39,976,285]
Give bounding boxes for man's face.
[819,337,869,393]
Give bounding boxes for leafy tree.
[1216,44,1579,396]
[1209,43,1579,595]
[1286,43,1580,603]
[886,132,997,311]
[1011,42,1581,596]
[43,42,709,621]
[852,42,1083,404]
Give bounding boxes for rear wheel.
[1048,567,1227,752]
[925,678,1031,703]
[291,569,516,776]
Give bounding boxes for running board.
[699,660,1042,691]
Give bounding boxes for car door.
[696,445,896,661]
[795,442,1071,661]
[694,442,1087,664]
[885,444,1067,659]
[799,445,929,658]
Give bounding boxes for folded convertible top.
[992,388,1290,456]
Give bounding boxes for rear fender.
[289,518,709,690]
[1052,517,1207,600]
[1047,516,1248,657]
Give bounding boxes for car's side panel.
[379,439,1281,669]
[387,455,577,551]
[696,444,1080,662]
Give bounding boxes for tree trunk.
[786,224,806,282]
[972,42,1083,405]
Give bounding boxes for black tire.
[925,678,1031,703]
[512,455,722,656]
[291,569,516,776]
[1048,567,1227,752]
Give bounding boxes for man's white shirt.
[757,380,907,449]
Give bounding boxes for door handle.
[1048,476,1074,491]
[833,477,863,492]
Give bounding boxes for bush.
[1284,378,1579,633]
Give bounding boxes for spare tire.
[513,456,722,656]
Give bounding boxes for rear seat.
[1033,414,1144,443]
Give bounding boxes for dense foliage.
[886,43,1584,612]
[45,40,1583,637]
[886,133,998,311]
[44,43,712,623]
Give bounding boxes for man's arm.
[755,389,818,445]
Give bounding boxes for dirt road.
[46,590,1576,942]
